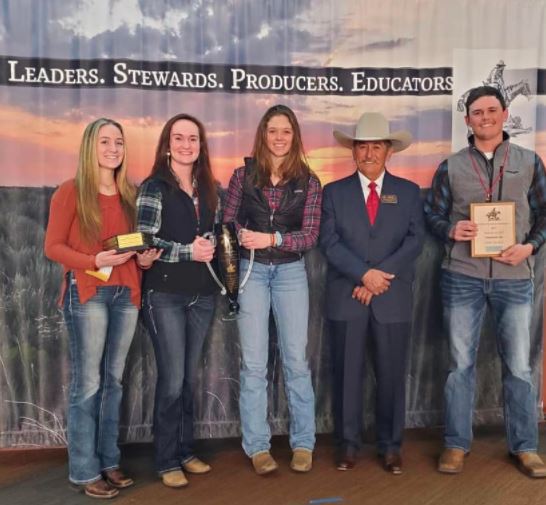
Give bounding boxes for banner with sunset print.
[0,0,545,448]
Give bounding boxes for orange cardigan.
[44,179,141,307]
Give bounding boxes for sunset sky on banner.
[0,0,545,188]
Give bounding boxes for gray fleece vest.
[444,139,536,279]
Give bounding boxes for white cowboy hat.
[333,112,412,152]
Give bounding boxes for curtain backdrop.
[0,0,545,447]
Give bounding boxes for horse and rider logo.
[457,60,533,137]
[486,207,501,222]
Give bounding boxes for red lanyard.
[468,144,510,203]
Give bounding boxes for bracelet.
[270,233,275,247]
[138,262,152,270]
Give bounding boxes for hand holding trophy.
[204,222,253,320]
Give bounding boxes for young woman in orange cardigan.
[44,118,159,499]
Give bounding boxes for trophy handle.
[239,249,254,293]
[202,228,253,296]
[202,232,227,295]
[204,246,254,295]
[204,261,227,295]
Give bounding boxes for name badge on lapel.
[381,194,398,204]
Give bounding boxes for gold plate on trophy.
[103,232,153,252]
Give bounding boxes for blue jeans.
[63,280,138,484]
[441,270,537,454]
[237,258,316,457]
[142,290,215,473]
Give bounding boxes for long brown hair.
[251,104,309,187]
[75,118,136,244]
[148,113,218,213]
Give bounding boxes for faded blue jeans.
[237,258,316,457]
[441,269,537,454]
[142,290,215,473]
[63,279,138,484]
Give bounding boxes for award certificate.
[470,202,516,257]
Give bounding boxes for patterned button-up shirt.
[136,178,222,262]
[223,166,322,252]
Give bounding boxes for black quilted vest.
[237,158,308,264]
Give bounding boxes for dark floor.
[2,426,546,505]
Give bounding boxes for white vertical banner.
[452,49,538,152]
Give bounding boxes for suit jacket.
[320,170,425,323]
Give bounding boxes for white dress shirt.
[358,170,385,201]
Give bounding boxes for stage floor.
[2,425,546,505]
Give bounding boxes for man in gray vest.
[425,85,546,478]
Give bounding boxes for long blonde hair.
[75,118,136,244]
[251,104,309,188]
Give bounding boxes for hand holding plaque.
[85,249,136,281]
[470,202,516,257]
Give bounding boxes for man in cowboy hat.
[320,112,424,474]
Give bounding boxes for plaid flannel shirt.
[223,166,322,253]
[136,178,222,262]
[425,151,546,253]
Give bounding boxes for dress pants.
[330,311,410,455]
